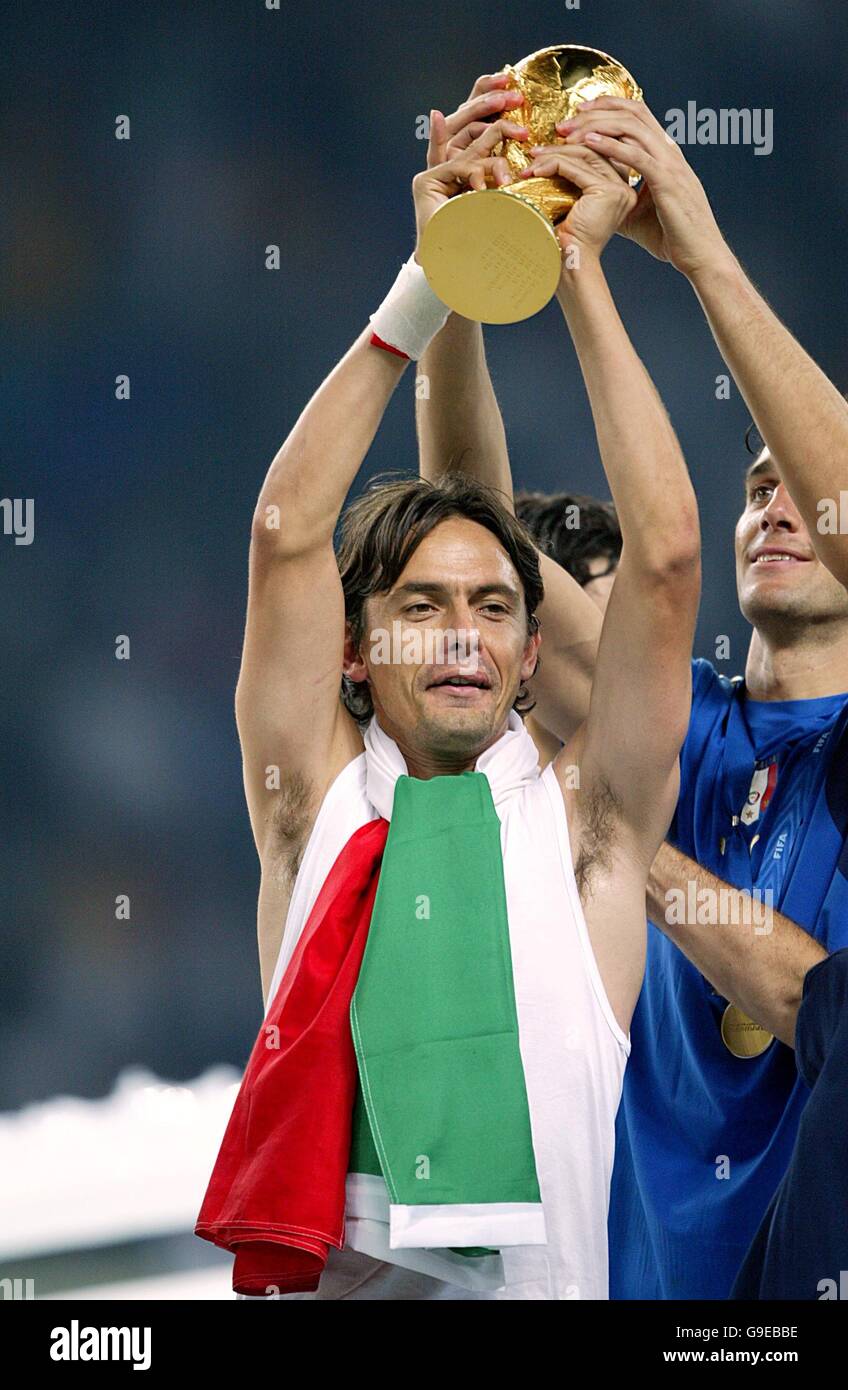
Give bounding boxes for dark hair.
[514,489,621,589]
[336,472,544,723]
[744,422,765,457]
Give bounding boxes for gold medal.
[721,1003,774,1058]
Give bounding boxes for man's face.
[345,517,540,764]
[735,449,848,628]
[583,554,618,613]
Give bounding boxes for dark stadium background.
[4,0,847,1111]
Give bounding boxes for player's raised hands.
[555,98,726,277]
[518,142,637,261]
[435,71,527,157]
[412,114,528,257]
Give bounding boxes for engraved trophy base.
[418,187,564,324]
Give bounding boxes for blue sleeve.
[690,657,730,719]
[670,660,734,855]
[683,659,735,764]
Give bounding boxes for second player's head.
[735,447,848,636]
[514,490,621,613]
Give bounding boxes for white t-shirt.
[258,743,630,1301]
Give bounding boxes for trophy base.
[418,188,563,325]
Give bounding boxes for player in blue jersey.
[415,75,848,1298]
[729,946,848,1300]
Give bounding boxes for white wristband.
[369,255,451,361]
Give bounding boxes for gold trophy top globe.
[418,44,643,324]
[499,45,643,221]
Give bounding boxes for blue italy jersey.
[608,658,848,1300]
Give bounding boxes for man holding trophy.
[195,49,702,1299]
[416,51,848,1300]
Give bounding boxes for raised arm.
[416,74,526,495]
[689,255,848,585]
[417,312,512,494]
[236,326,408,862]
[243,333,407,1000]
[559,97,848,585]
